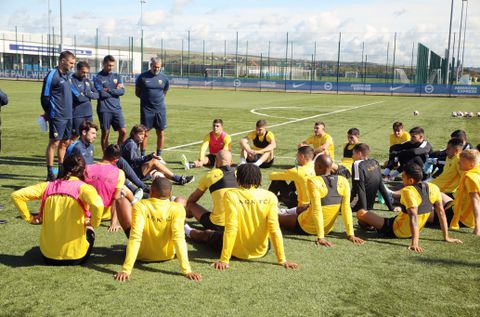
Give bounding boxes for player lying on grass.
[122,124,194,185]
[357,162,462,253]
[278,154,364,247]
[11,155,103,265]
[181,119,232,169]
[383,127,432,181]
[185,150,237,231]
[239,119,276,168]
[449,149,480,236]
[299,121,335,159]
[185,164,298,270]
[114,177,201,281]
[351,143,395,213]
[268,146,315,214]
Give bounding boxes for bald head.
[216,150,232,167]
[150,177,172,199]
[314,154,333,176]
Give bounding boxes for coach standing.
[135,57,169,163]
[41,51,76,181]
[0,88,8,153]
[94,55,126,153]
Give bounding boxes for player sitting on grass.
[185,164,298,270]
[114,177,202,281]
[66,120,148,200]
[299,121,335,159]
[351,143,395,213]
[356,163,462,252]
[185,150,237,231]
[430,138,464,198]
[449,149,480,236]
[181,119,231,169]
[84,144,136,233]
[239,119,276,168]
[11,155,103,265]
[268,146,315,214]
[338,128,360,175]
[389,121,410,146]
[278,154,364,247]
[383,127,432,181]
[122,124,194,185]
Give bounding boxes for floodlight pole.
[460,0,468,75]
[140,0,146,72]
[445,0,454,84]
[59,0,63,52]
[456,0,466,83]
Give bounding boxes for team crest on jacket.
[114,79,118,84]
[158,80,163,85]
[86,82,90,87]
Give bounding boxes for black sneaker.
[46,174,56,182]
[176,175,195,185]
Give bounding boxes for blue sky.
[1,0,478,65]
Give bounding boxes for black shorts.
[199,212,224,231]
[431,205,463,227]
[206,230,224,252]
[294,218,310,235]
[141,110,166,130]
[49,118,72,140]
[42,229,95,265]
[377,216,397,238]
[98,111,125,131]
[72,116,93,136]
[247,154,274,168]
[206,154,216,167]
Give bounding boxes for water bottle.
[37,115,48,132]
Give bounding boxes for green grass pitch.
[0,79,479,316]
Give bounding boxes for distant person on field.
[0,87,8,153]
[383,127,432,181]
[114,177,202,282]
[278,154,364,247]
[357,163,462,252]
[185,164,299,271]
[181,119,232,169]
[41,50,76,181]
[122,124,194,185]
[299,121,335,159]
[135,57,170,163]
[11,155,103,265]
[185,150,237,231]
[70,61,99,139]
[239,119,276,168]
[449,150,480,236]
[94,55,126,153]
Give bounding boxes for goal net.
[345,71,358,79]
[428,69,441,84]
[393,68,410,84]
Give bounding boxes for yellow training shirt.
[299,175,354,239]
[220,187,286,264]
[246,130,276,150]
[197,167,236,226]
[389,131,410,146]
[11,178,103,260]
[451,165,480,229]
[121,198,192,275]
[269,160,315,206]
[431,154,462,194]
[304,133,335,159]
[199,132,232,160]
[394,183,441,238]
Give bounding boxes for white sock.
[254,159,264,167]
[239,158,247,165]
[184,224,192,238]
[278,207,297,216]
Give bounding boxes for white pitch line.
[164,100,384,151]
[250,107,300,120]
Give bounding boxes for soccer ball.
[469,112,474,117]
[477,112,480,117]
[413,110,419,116]
[457,111,464,117]
[452,111,458,117]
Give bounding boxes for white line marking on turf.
[250,107,300,120]
[164,100,384,151]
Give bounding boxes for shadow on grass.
[0,156,45,167]
[412,256,480,268]
[2,185,25,191]
[0,173,41,181]
[0,247,44,267]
